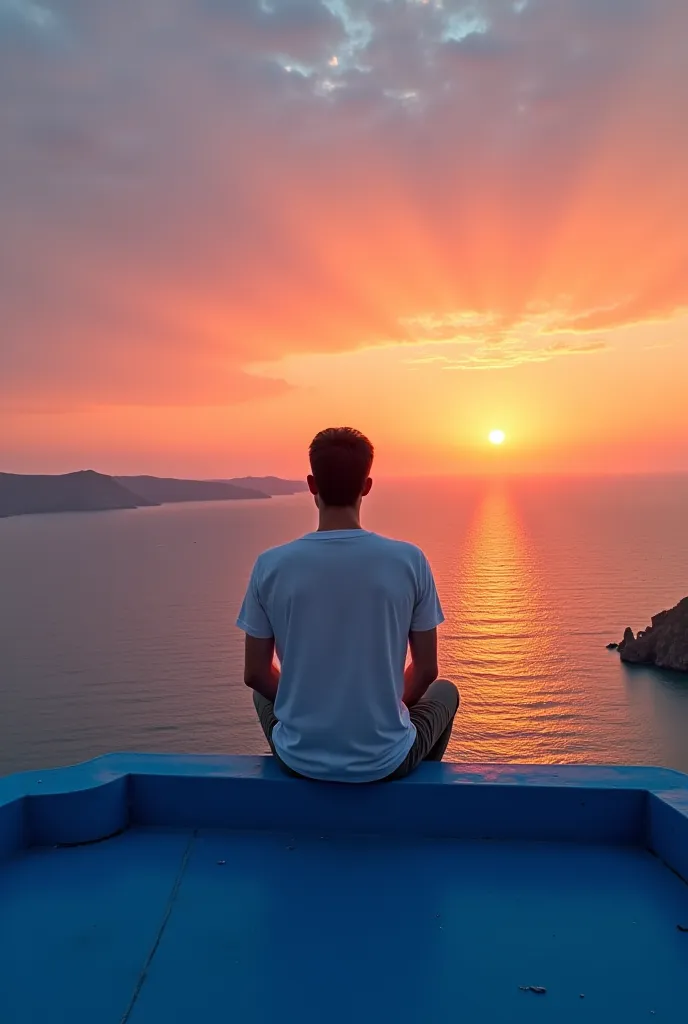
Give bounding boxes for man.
[236,427,459,782]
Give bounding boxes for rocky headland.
[609,597,688,672]
[0,471,306,519]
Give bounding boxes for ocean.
[1,476,687,777]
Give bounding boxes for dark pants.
[253,679,460,782]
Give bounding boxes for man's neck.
[317,505,363,532]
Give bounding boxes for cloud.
[1,0,687,408]
[0,0,59,36]
[402,310,611,370]
[439,342,610,371]
[201,0,346,64]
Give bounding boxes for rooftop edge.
[2,755,688,880]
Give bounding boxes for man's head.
[308,427,374,508]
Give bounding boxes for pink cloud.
[1,0,686,408]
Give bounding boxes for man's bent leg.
[411,679,460,761]
[422,680,460,761]
[386,679,459,779]
[253,690,279,750]
[252,690,304,779]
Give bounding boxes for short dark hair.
[309,427,374,507]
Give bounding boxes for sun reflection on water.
[443,484,572,763]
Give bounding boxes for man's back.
[237,529,444,782]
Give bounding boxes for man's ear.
[307,474,318,496]
[362,477,373,497]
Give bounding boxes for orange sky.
[1,0,687,478]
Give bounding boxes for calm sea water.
[1,476,687,777]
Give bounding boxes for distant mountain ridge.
[116,476,269,504]
[0,471,305,519]
[214,476,308,496]
[0,471,154,519]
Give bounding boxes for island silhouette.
[0,471,306,519]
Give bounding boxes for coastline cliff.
[115,476,269,504]
[612,597,688,672]
[0,470,154,518]
[0,471,304,519]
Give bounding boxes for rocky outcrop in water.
[616,597,688,672]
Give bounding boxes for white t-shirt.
[236,529,444,782]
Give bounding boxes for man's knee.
[428,678,460,714]
[253,689,273,717]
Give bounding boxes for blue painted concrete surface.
[1,756,688,1022]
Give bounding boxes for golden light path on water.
[443,486,580,763]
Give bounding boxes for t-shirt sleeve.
[236,561,274,639]
[411,552,445,632]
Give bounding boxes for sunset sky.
[1,0,687,478]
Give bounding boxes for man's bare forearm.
[246,664,280,703]
[403,662,437,707]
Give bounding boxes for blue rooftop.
[2,756,688,1022]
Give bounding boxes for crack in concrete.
[119,830,196,1024]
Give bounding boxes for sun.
[489,429,506,446]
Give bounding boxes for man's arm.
[403,627,439,707]
[244,634,281,703]
[237,557,279,701]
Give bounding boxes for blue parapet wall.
[2,755,688,877]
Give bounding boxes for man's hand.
[244,634,280,703]
[403,628,439,707]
